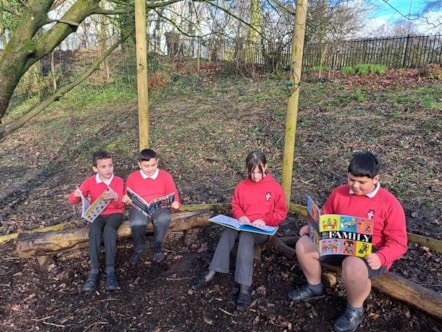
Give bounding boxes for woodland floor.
[0,67,441,331]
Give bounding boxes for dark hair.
[245,150,267,179]
[139,148,157,162]
[348,151,380,179]
[92,150,112,167]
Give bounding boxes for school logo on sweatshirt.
[265,192,272,201]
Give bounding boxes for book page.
[80,189,110,223]
[146,193,175,215]
[209,214,242,229]
[307,196,321,247]
[209,214,278,236]
[127,187,150,215]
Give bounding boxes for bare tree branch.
[0,33,130,140]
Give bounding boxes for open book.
[127,187,175,217]
[79,188,111,223]
[209,214,278,236]
[307,196,373,257]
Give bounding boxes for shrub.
[341,65,387,75]
[419,64,442,80]
[341,66,355,74]
[312,65,329,72]
[354,64,370,75]
[368,64,388,74]
[148,71,171,90]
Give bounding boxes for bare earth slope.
[0,69,441,331]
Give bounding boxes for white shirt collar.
[96,173,113,186]
[349,182,380,198]
[140,168,159,180]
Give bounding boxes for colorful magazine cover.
[126,187,175,217]
[307,196,373,257]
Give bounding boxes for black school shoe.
[287,284,324,302]
[105,272,119,291]
[129,252,143,265]
[153,251,165,263]
[333,307,364,332]
[190,275,214,291]
[83,273,99,292]
[235,291,251,312]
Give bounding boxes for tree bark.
[0,0,101,122]
[16,210,211,259]
[0,32,129,139]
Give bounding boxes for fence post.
[402,35,411,68]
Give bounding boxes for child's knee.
[296,235,317,255]
[153,212,171,227]
[342,257,368,279]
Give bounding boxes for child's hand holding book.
[103,187,119,201]
[238,216,251,224]
[122,194,132,205]
[73,187,83,198]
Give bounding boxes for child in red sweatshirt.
[68,150,124,292]
[288,151,407,332]
[191,151,287,312]
[122,149,181,265]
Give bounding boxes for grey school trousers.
[129,208,171,254]
[89,213,123,274]
[209,228,268,286]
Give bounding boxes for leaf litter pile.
[0,67,441,331]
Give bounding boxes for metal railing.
[169,34,442,71]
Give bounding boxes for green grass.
[312,65,329,72]
[342,64,388,75]
[341,66,355,74]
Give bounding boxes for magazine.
[307,196,373,257]
[126,187,175,217]
[79,188,111,223]
[209,214,278,236]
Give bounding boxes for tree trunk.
[16,210,211,259]
[0,34,128,139]
[0,0,101,122]
[281,0,308,205]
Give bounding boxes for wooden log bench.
[16,210,212,262]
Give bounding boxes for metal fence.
[301,34,442,69]
[172,34,442,71]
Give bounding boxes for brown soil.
[0,68,441,331]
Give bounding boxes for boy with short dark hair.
[69,150,124,292]
[122,149,181,264]
[288,151,407,332]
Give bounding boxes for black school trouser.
[89,213,123,274]
[129,208,171,255]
